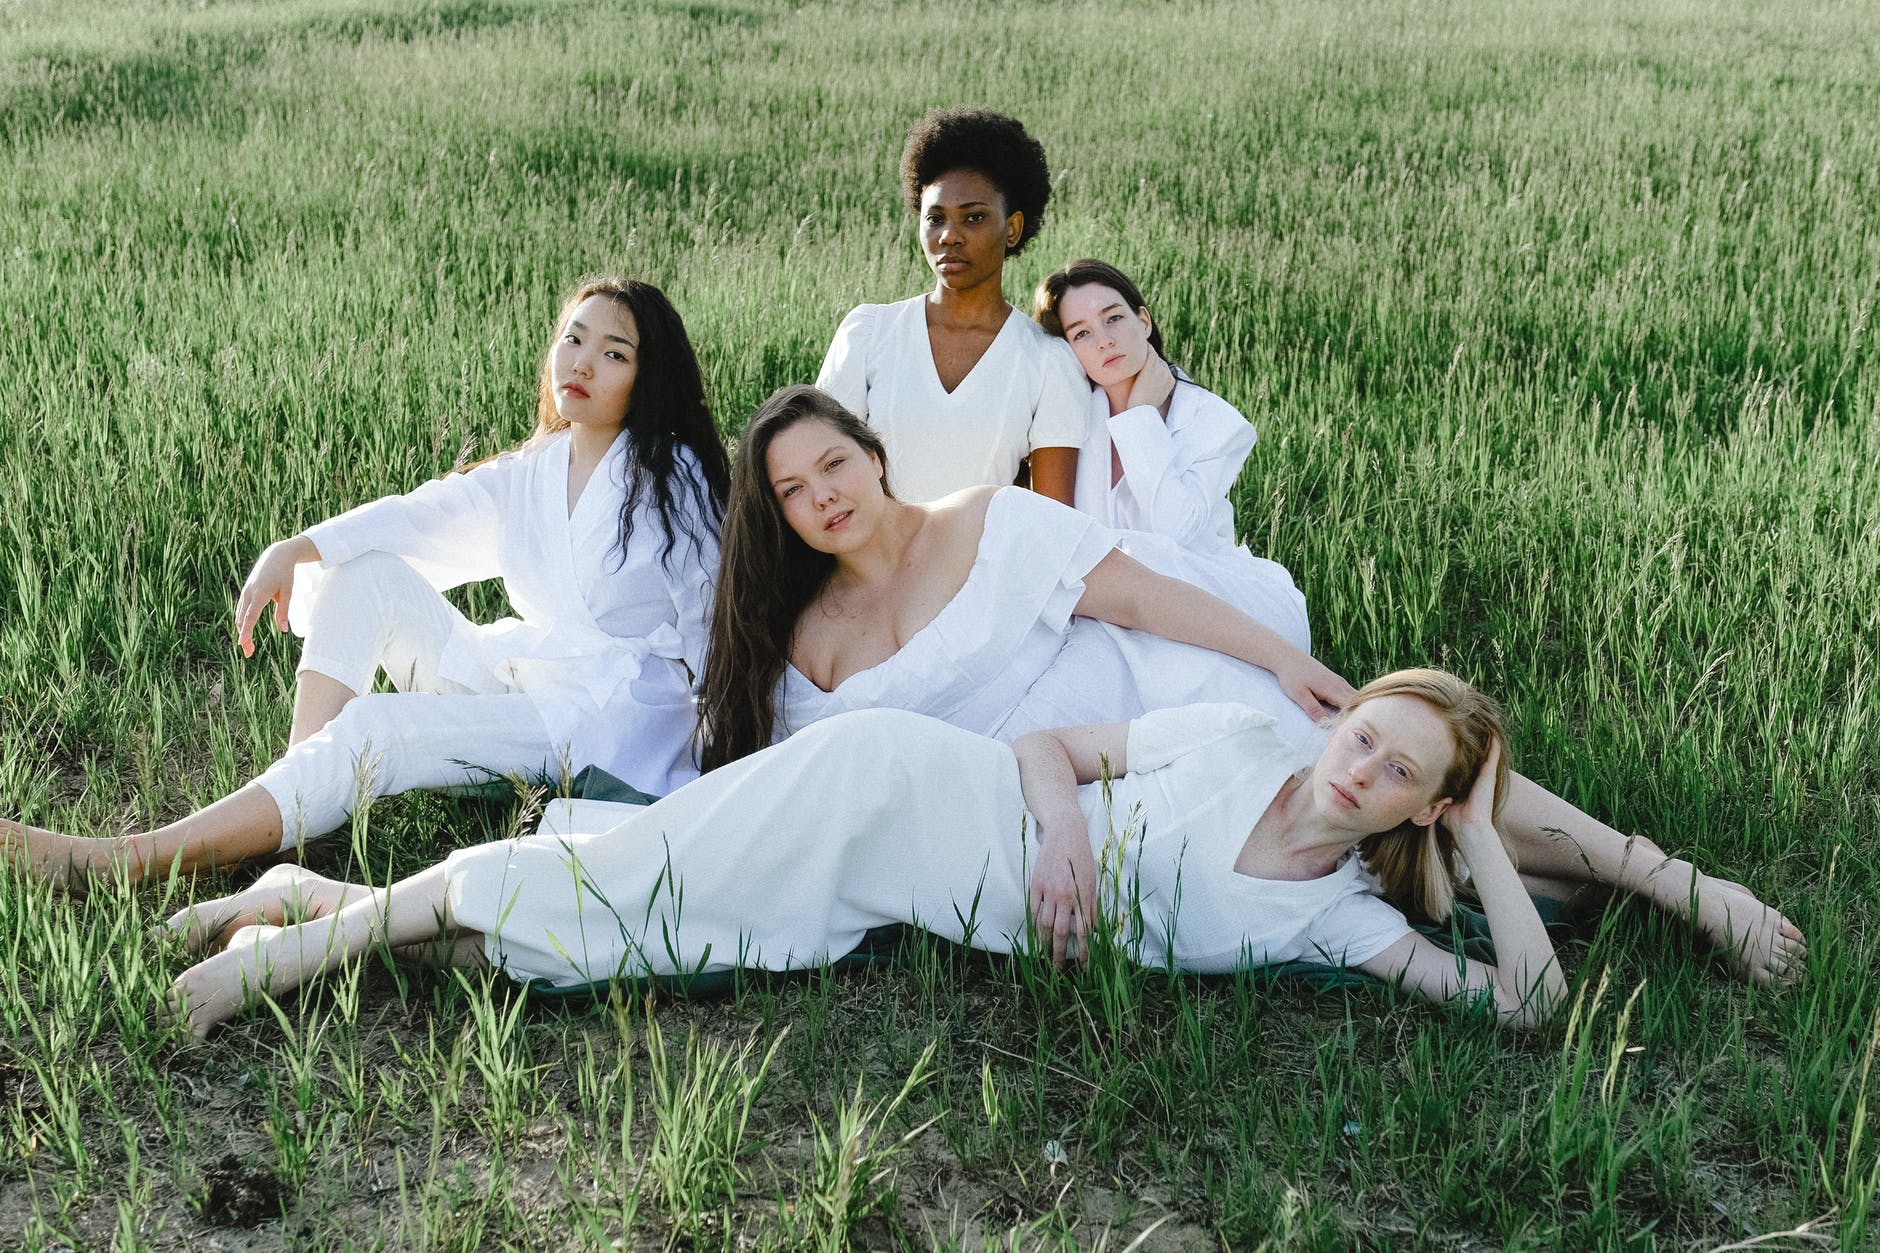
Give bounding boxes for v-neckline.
[922,302,1021,397]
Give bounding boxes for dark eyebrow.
[569,319,637,348]
[1063,301,1127,332]
[770,445,846,488]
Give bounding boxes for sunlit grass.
[2,0,1877,1245]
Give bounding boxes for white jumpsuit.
[256,431,717,848]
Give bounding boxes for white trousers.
[253,554,556,850]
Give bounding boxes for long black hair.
[528,277,731,569]
[697,385,891,772]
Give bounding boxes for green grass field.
[2,0,1877,1246]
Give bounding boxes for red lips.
[561,382,589,399]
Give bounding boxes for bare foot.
[168,925,289,1037]
[1689,874,1806,987]
[162,864,370,954]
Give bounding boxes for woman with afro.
[815,107,1086,504]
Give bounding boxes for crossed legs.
[164,863,480,1037]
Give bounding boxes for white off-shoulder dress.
[776,487,1316,748]
[443,703,1412,987]
[815,296,1087,503]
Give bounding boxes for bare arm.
[1358,742,1567,1027]
[1027,446,1079,506]
[1011,722,1129,967]
[1073,548,1354,718]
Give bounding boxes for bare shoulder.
[909,486,999,565]
[925,484,999,526]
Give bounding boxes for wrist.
[1033,812,1088,848]
[1454,822,1509,863]
[277,533,321,564]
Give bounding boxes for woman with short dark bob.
[696,385,1804,988]
[815,107,1087,505]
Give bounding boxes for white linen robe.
[288,431,717,794]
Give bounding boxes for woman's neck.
[1101,375,1136,416]
[567,421,624,467]
[831,499,925,588]
[1270,775,1367,876]
[564,423,624,515]
[927,276,1010,328]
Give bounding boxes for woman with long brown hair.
[695,386,1802,987]
[6,277,729,884]
[696,384,1344,774]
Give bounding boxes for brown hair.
[1032,258,1167,359]
[696,386,892,772]
[1345,668,1513,921]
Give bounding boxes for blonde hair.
[1346,668,1513,921]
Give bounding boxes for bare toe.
[1692,875,1804,987]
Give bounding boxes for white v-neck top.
[816,295,1088,503]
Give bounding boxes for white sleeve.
[815,305,877,421]
[1123,702,1277,773]
[661,455,722,677]
[303,455,511,590]
[1028,337,1091,452]
[1106,384,1257,547]
[1306,888,1414,968]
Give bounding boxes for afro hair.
[899,107,1052,256]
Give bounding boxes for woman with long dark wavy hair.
[6,277,730,885]
[697,384,1344,773]
[694,385,1803,986]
